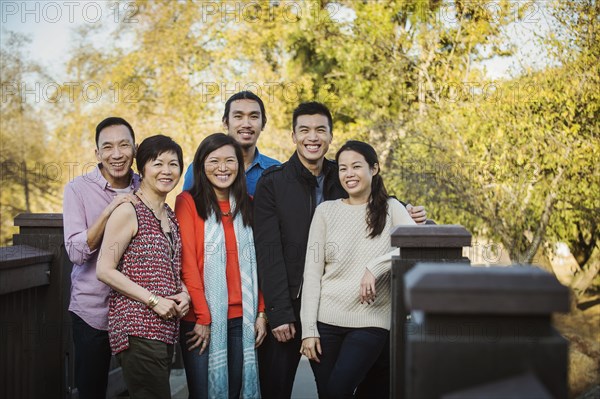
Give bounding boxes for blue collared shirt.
[182,147,280,196]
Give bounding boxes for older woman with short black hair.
[97,134,190,399]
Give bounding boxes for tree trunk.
[524,165,565,263]
[570,252,600,295]
[22,161,31,213]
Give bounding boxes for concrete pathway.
[291,357,318,399]
[171,357,318,398]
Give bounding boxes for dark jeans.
[180,317,244,399]
[355,337,390,399]
[310,322,389,399]
[258,299,303,399]
[117,336,174,399]
[70,311,111,399]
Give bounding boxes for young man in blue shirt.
[182,91,280,195]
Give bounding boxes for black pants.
[355,337,390,399]
[71,311,111,399]
[309,322,389,399]
[258,300,302,399]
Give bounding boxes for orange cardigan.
[175,191,264,325]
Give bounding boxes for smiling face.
[224,99,263,150]
[292,114,332,171]
[95,124,135,188]
[203,144,239,200]
[337,149,378,203]
[140,151,181,196]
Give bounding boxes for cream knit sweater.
[300,198,416,338]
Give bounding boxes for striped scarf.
[204,196,260,398]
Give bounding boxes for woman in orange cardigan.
[175,133,266,399]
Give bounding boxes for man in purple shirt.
[63,117,140,399]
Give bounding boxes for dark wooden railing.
[1,214,570,398]
[0,214,126,399]
[390,224,570,398]
[1,214,71,399]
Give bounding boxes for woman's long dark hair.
[335,140,389,238]
[189,133,252,226]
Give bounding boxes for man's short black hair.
[222,91,267,129]
[95,117,135,147]
[292,102,333,136]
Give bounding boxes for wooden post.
[404,263,569,398]
[0,214,73,398]
[390,225,472,398]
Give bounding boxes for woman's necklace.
[217,196,232,217]
[137,189,161,213]
[137,188,169,227]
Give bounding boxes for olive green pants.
[117,336,174,399]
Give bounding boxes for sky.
[1,0,122,79]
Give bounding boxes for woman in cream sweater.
[300,140,416,399]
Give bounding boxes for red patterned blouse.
[108,201,182,355]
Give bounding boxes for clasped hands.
[151,291,191,321]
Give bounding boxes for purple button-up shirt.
[63,165,140,330]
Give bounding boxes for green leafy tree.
[40,0,598,292]
[392,0,598,293]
